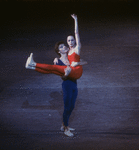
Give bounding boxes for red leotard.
[35,52,83,80]
[68,52,83,79]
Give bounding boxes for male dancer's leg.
[68,84,78,117]
[62,80,73,127]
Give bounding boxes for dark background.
[0,0,138,47]
[0,0,139,150]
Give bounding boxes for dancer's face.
[58,44,69,54]
[67,36,76,48]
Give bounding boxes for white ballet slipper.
[25,56,30,69]
[29,53,36,66]
[64,128,74,137]
[26,65,35,70]
[25,53,36,69]
[68,127,75,131]
[60,125,75,132]
[25,58,35,70]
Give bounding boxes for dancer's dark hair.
[55,41,64,56]
[67,34,75,39]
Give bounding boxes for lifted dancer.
[26,14,84,80]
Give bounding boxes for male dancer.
[54,41,87,137]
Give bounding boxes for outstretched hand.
[71,14,77,20]
[53,58,58,65]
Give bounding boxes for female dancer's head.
[67,34,76,49]
[55,41,69,56]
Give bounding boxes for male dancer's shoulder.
[56,59,65,66]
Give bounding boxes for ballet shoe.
[68,127,75,131]
[25,58,35,69]
[25,56,31,69]
[25,53,36,69]
[29,53,36,66]
[60,125,75,132]
[64,128,74,137]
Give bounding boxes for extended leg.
[35,68,63,76]
[25,53,76,79]
[36,63,72,77]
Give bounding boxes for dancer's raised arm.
[71,14,81,55]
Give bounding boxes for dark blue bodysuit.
[56,59,78,127]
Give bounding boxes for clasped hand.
[71,61,78,67]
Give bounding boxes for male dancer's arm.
[53,58,77,81]
[54,57,87,67]
[53,58,58,65]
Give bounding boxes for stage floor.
[0,2,139,149]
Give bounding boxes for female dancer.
[25,14,83,80]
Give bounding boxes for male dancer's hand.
[53,58,58,65]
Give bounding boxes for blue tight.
[62,80,78,127]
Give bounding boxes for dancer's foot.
[60,125,75,132]
[64,128,74,137]
[25,63,35,70]
[25,53,36,69]
[25,56,30,69]
[28,53,36,66]
[68,127,75,131]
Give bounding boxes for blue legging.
[62,80,78,127]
